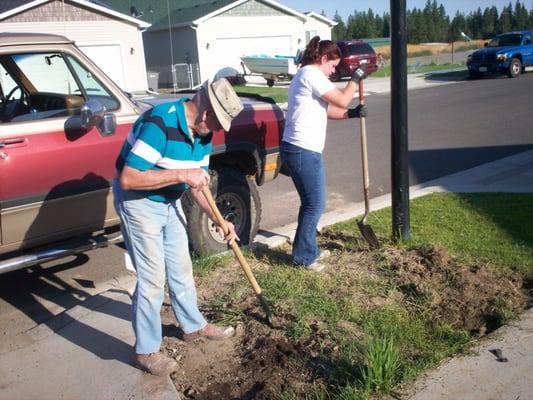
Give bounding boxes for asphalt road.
[258,72,533,231]
[1,72,533,331]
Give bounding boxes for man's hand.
[351,67,368,83]
[347,104,367,119]
[215,220,240,243]
[183,168,210,189]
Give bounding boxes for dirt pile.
[382,245,528,334]
[162,311,318,399]
[159,243,529,399]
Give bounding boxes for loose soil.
[160,240,529,399]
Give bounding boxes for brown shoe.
[134,352,178,376]
[182,323,235,342]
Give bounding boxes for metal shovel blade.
[357,220,380,250]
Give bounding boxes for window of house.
[305,30,318,43]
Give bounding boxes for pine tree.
[481,6,498,38]
[498,3,513,33]
[332,10,347,41]
[513,0,529,30]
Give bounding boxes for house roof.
[305,11,337,27]
[100,0,308,30]
[0,0,150,28]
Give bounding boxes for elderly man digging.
[113,78,243,376]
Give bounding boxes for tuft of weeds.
[359,335,402,393]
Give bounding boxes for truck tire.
[182,167,261,255]
[266,78,275,87]
[468,70,481,79]
[507,58,522,78]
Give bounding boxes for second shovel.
[356,79,380,249]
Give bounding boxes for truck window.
[66,54,119,111]
[0,51,118,124]
[347,43,375,56]
[488,34,523,47]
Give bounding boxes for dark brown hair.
[299,36,341,67]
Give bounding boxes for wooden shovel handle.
[200,185,262,295]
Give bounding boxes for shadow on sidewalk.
[0,255,133,365]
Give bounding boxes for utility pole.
[390,0,410,240]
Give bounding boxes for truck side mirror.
[80,99,116,136]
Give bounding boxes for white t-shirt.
[282,65,335,153]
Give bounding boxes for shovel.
[201,185,274,327]
[356,79,380,249]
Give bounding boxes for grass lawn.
[352,192,533,278]
[233,84,289,103]
[185,192,532,399]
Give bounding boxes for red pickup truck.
[0,33,284,274]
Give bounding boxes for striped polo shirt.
[116,98,212,202]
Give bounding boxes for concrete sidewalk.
[0,150,531,400]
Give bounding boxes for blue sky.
[280,1,532,21]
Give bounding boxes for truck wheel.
[508,58,522,78]
[468,70,481,79]
[266,78,275,87]
[182,168,261,255]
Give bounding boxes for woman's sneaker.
[306,262,326,273]
[317,249,331,261]
[182,323,235,342]
[133,352,178,376]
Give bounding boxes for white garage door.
[214,35,293,78]
[79,44,126,90]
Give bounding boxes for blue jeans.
[280,141,326,266]
[113,180,206,354]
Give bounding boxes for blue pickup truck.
[467,30,533,78]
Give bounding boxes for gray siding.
[222,0,287,17]
[1,0,116,22]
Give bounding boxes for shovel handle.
[200,186,262,295]
[357,80,370,221]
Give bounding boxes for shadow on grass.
[455,192,533,263]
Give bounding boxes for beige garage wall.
[0,20,148,92]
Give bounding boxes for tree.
[481,6,498,38]
[498,3,513,33]
[513,0,529,30]
[332,10,347,41]
[449,11,467,42]
[381,12,391,37]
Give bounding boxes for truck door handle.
[0,138,27,148]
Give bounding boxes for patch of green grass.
[234,84,288,103]
[359,335,401,393]
[192,252,233,277]
[372,62,465,77]
[358,193,533,277]
[258,267,343,339]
